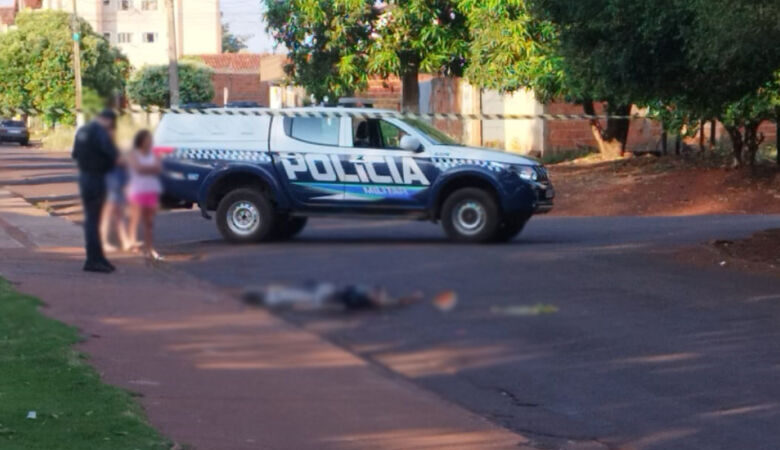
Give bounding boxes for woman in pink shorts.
[127,130,163,260]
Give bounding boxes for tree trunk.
[401,66,420,113]
[776,109,779,167]
[725,125,744,167]
[584,101,631,158]
[661,129,668,154]
[675,133,681,155]
[743,121,764,167]
[699,120,705,152]
[709,120,716,151]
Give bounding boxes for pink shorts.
[129,192,160,208]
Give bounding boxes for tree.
[264,0,374,103]
[0,10,128,125]
[463,0,780,159]
[263,0,469,111]
[222,22,249,53]
[127,63,215,107]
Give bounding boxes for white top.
[128,150,162,195]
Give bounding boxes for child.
[100,156,131,252]
[127,130,163,261]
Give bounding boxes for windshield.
[401,119,460,146]
[2,121,24,128]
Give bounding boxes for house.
[35,0,221,68]
[194,53,270,107]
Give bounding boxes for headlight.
[514,165,538,181]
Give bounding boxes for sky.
[0,0,277,53]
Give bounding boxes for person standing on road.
[72,110,119,273]
[126,130,164,261]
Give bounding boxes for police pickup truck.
[156,107,554,243]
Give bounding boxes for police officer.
[72,110,119,273]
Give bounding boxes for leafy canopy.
[222,22,249,54]
[127,63,215,107]
[0,10,128,124]
[263,0,468,104]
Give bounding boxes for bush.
[127,63,214,107]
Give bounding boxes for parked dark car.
[0,119,30,146]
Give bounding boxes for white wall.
[39,0,220,68]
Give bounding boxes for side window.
[287,117,340,146]
[379,120,407,149]
[351,119,407,149]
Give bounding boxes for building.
[194,53,270,107]
[36,0,221,68]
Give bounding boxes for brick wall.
[210,73,270,107]
[544,102,663,153]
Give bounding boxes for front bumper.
[533,182,554,214]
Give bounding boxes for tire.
[20,139,29,147]
[492,214,530,242]
[272,215,308,240]
[216,188,276,243]
[441,187,501,243]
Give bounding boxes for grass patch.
[0,279,169,450]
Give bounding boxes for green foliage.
[127,63,215,107]
[0,11,128,125]
[0,279,168,450]
[222,22,249,53]
[263,0,468,107]
[458,0,564,102]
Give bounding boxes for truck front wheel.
[216,189,276,243]
[441,188,501,243]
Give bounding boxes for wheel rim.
[452,200,486,236]
[226,201,261,237]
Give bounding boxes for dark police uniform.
[72,121,118,267]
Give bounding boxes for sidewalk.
[0,189,532,450]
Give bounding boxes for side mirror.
[400,135,422,152]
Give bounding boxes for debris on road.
[490,304,559,316]
[242,282,423,311]
[25,411,36,420]
[432,290,458,312]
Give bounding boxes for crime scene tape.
[0,106,646,121]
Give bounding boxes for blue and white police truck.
[155,107,554,243]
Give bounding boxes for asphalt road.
[156,211,780,450]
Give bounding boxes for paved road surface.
[156,212,780,450]
[5,144,780,449]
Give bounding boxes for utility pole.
[71,0,84,125]
[165,0,180,107]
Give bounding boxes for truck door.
[338,117,437,210]
[269,115,345,207]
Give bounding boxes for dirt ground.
[548,153,780,216]
[550,153,780,275]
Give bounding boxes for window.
[352,119,407,149]
[401,118,459,145]
[287,117,340,146]
[119,0,131,10]
[141,0,157,10]
[142,32,157,43]
[117,32,132,43]
[103,0,110,5]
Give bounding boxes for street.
[156,211,780,450]
[4,144,780,449]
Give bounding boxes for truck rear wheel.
[441,188,501,243]
[216,188,276,243]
